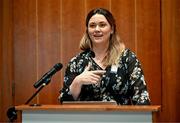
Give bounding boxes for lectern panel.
[22,110,152,123]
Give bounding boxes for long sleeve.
[59,51,90,103]
[125,50,150,105]
[59,57,78,103]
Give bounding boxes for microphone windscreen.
[54,63,63,71]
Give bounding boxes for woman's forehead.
[88,14,108,23]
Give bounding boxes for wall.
[0,0,179,122]
[12,0,161,106]
[0,0,13,121]
[161,0,180,121]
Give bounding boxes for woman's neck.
[93,45,108,59]
[92,45,108,69]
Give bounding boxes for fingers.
[80,63,106,85]
[84,63,106,75]
[90,73,102,80]
[81,70,105,85]
[88,75,101,84]
[92,70,106,75]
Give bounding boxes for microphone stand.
[25,77,51,105]
[7,77,51,122]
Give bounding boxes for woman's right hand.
[74,64,106,86]
[69,63,106,100]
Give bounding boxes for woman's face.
[88,14,113,46]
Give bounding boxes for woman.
[59,8,150,105]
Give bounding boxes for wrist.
[73,76,83,87]
[69,76,82,100]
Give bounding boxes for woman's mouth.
[93,33,103,37]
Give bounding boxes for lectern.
[15,103,160,123]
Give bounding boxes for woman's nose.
[95,25,100,31]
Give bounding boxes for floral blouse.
[59,49,150,105]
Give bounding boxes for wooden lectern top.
[15,102,160,112]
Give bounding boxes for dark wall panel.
[111,0,136,51]
[13,0,37,105]
[37,0,61,104]
[161,0,180,121]
[86,0,110,12]
[136,0,161,105]
[61,0,85,75]
[0,0,13,121]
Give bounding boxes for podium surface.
[16,104,160,123]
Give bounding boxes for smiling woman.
[59,8,151,105]
[88,14,112,47]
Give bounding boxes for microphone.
[34,63,63,88]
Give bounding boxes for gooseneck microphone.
[34,63,63,88]
[7,63,63,122]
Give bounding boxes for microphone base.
[7,107,17,122]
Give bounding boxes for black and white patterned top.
[59,49,150,105]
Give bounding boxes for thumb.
[84,62,91,71]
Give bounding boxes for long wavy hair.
[79,8,125,66]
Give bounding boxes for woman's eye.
[89,24,96,28]
[99,23,106,28]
